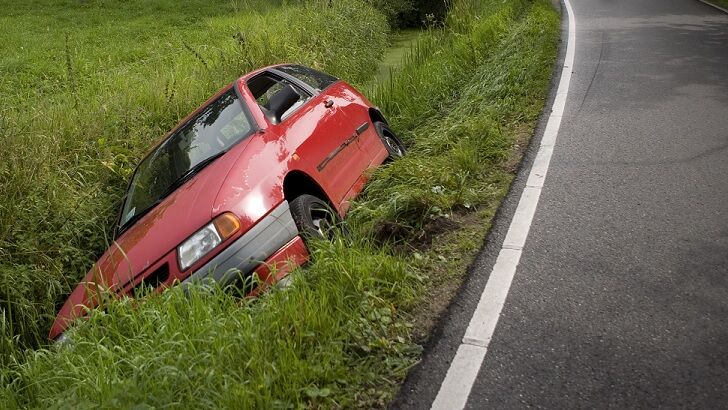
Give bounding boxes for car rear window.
[274,65,338,92]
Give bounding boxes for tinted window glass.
[275,65,338,91]
[119,89,253,230]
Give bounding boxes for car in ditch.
[49,64,405,341]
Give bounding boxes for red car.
[50,64,405,341]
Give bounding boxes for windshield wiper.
[116,197,163,237]
[116,151,227,237]
[168,150,226,194]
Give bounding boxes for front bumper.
[183,200,299,287]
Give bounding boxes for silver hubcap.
[384,135,403,157]
[312,217,326,237]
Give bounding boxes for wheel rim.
[383,134,404,157]
[312,216,326,237]
[311,208,335,239]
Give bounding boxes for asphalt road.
[393,0,728,408]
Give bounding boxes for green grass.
[2,238,420,408]
[374,29,426,83]
[0,0,388,356]
[357,0,557,239]
[0,0,560,407]
[707,0,728,9]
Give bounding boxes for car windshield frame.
[270,64,339,94]
[114,85,256,238]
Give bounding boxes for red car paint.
[50,65,392,340]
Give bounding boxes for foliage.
[366,0,415,27]
[356,0,557,240]
[2,238,422,408]
[0,0,559,407]
[0,0,387,359]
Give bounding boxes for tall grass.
[2,236,421,408]
[0,0,387,358]
[0,0,559,407]
[357,0,551,240]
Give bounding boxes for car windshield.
[118,89,253,232]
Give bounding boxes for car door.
[335,86,385,167]
[312,83,369,207]
[272,65,386,166]
[246,71,365,206]
[270,66,375,202]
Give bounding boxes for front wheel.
[374,121,406,162]
[289,194,341,243]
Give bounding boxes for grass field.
[0,0,389,355]
[0,0,559,407]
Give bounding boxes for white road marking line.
[502,187,543,250]
[431,344,487,410]
[461,248,522,346]
[430,0,576,408]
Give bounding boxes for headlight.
[178,213,241,271]
[55,332,71,347]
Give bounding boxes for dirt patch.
[406,209,492,343]
[501,123,534,174]
[376,212,463,252]
[409,216,461,249]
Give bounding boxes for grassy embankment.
[0,0,559,407]
[0,0,388,357]
[707,0,728,10]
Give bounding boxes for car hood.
[49,138,255,339]
[108,173,221,285]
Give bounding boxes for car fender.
[211,127,334,224]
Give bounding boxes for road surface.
[394,0,728,408]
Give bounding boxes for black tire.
[374,121,406,161]
[289,194,341,242]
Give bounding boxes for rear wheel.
[374,121,406,161]
[289,194,341,243]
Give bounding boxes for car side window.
[274,65,338,92]
[247,73,311,124]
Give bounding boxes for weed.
[0,0,388,363]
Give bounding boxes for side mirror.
[264,85,300,125]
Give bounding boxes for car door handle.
[323,99,334,108]
[355,122,369,136]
